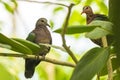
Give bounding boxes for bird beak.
[81,11,84,15]
[47,23,51,27]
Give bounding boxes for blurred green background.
[0,0,108,80]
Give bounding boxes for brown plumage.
[81,6,109,46]
[25,18,52,78]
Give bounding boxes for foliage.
[71,47,110,80]
[12,38,41,55]
[0,0,17,14]
[109,0,120,80]
[54,20,113,38]
[86,20,113,39]
[0,0,120,80]
[0,33,32,54]
[54,25,97,34]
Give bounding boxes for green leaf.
[53,6,64,13]
[89,20,113,32]
[113,72,120,80]
[0,43,11,49]
[54,25,97,34]
[0,33,32,54]
[11,0,18,7]
[86,27,110,39]
[99,58,120,76]
[12,38,41,55]
[86,20,113,39]
[2,2,14,14]
[70,47,110,80]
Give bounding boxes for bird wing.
[26,32,36,42]
[94,14,109,21]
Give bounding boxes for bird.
[25,18,52,78]
[81,6,109,46]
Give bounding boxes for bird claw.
[35,55,45,60]
[35,55,39,60]
[42,55,45,60]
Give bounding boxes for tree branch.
[61,4,78,64]
[0,53,75,67]
[39,43,66,52]
[18,0,69,7]
[102,36,113,80]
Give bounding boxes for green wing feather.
[26,32,35,42]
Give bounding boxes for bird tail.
[24,59,41,78]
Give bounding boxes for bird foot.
[42,55,45,60]
[35,55,45,60]
[35,55,40,60]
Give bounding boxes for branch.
[61,4,78,64]
[0,53,75,67]
[18,0,69,7]
[102,36,113,80]
[39,43,66,52]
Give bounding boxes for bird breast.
[33,27,51,44]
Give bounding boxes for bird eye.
[41,20,44,22]
[83,6,89,11]
[85,7,88,10]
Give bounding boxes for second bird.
[25,18,52,78]
[81,6,109,46]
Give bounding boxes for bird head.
[36,18,50,27]
[81,6,93,15]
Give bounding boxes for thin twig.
[0,53,75,67]
[39,43,66,52]
[61,4,78,64]
[102,36,113,80]
[18,0,69,7]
